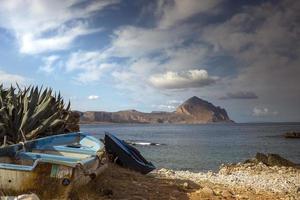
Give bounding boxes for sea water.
[81,123,300,171]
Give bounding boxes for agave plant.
[0,84,78,146]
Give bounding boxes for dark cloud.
[220,91,258,100]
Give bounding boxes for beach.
[71,160,299,200]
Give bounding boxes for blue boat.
[0,132,107,199]
[104,133,155,174]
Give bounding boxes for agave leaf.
[66,101,71,111]
[26,112,59,139]
[50,119,64,127]
[0,84,77,145]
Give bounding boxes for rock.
[235,194,249,199]
[183,182,189,189]
[267,154,296,167]
[255,153,268,165]
[175,96,232,123]
[254,153,297,167]
[17,194,40,200]
[171,190,181,197]
[221,190,233,198]
[284,131,300,138]
[201,186,215,196]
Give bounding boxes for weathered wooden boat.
[0,132,107,199]
[104,133,155,174]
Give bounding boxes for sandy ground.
[70,163,299,200]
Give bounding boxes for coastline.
[79,121,235,125]
[2,154,299,199]
[72,161,299,200]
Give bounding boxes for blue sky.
[0,0,299,122]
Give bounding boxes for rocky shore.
[71,154,299,200]
[157,162,299,200]
[3,154,299,200]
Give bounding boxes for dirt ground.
[70,164,283,200]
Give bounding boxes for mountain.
[175,96,230,123]
[78,96,233,124]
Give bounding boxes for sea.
[81,123,300,172]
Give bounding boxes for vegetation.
[0,84,77,145]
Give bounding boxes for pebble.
[156,162,300,199]
[17,194,40,200]
[183,182,189,189]
[221,190,233,198]
[201,186,215,196]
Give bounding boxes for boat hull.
[104,133,155,174]
[0,132,107,199]
[0,161,107,198]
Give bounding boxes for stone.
[221,190,233,198]
[255,153,268,165]
[267,154,296,167]
[201,186,215,196]
[17,194,40,200]
[183,182,189,189]
[284,131,300,138]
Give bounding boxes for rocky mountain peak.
[176,96,231,123]
[79,96,233,124]
[182,96,212,106]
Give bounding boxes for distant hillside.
[77,96,233,124]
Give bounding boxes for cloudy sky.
[0,0,299,122]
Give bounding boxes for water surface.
[81,123,300,171]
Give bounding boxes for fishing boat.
[104,133,155,174]
[0,132,107,199]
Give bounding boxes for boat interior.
[0,132,104,171]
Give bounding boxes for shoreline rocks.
[284,131,300,139]
[156,154,300,199]
[245,152,299,168]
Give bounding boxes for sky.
[0,0,299,123]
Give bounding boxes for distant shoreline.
[79,121,300,125]
[79,121,235,125]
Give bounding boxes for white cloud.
[199,0,300,121]
[151,104,175,110]
[0,0,119,54]
[39,55,60,73]
[253,107,278,117]
[65,51,116,83]
[0,70,28,85]
[163,45,210,71]
[107,25,190,58]
[19,23,102,54]
[167,99,182,105]
[149,69,218,89]
[157,0,221,28]
[88,95,99,100]
[66,51,107,72]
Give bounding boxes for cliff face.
[79,96,233,124]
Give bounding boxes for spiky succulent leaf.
[0,84,77,145]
